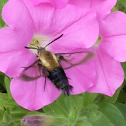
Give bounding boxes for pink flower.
[66,0,124,96]
[0,0,99,110]
[87,11,125,96]
[29,0,117,18]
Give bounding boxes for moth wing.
[20,64,47,82]
[55,51,94,69]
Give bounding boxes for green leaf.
[64,94,84,113]
[4,76,12,98]
[114,103,126,121]
[0,109,4,121]
[0,105,4,111]
[75,95,84,113]
[26,111,42,116]
[0,75,5,86]
[6,122,23,126]
[115,0,126,13]
[88,110,113,126]
[111,7,118,12]
[0,72,5,76]
[120,0,126,8]
[0,0,8,8]
[75,120,92,126]
[85,104,99,110]
[44,102,68,117]
[56,94,68,113]
[117,90,126,103]
[0,93,17,109]
[43,105,54,114]
[3,106,30,126]
[44,95,86,125]
[99,102,126,126]
[0,93,9,101]
[121,62,126,80]
[64,95,77,111]
[0,74,6,92]
[64,95,82,121]
[0,0,8,28]
[0,84,6,93]
[10,106,29,121]
[2,111,12,125]
[83,92,99,106]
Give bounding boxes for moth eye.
[35,40,39,44]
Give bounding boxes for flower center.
[30,35,50,48]
[94,36,101,47]
[29,35,51,54]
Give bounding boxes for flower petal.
[29,0,68,9]
[6,0,98,49]
[100,36,126,62]
[87,47,124,96]
[99,11,126,37]
[0,49,36,77]
[99,11,126,62]
[23,0,99,49]
[0,27,33,52]
[49,10,98,52]
[0,27,34,77]
[90,0,117,18]
[64,60,95,95]
[10,66,61,111]
[68,0,117,18]
[2,0,34,33]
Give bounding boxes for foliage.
[115,0,126,12]
[0,0,7,28]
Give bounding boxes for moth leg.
[43,77,47,92]
[42,67,49,76]
[67,77,71,80]
[37,63,43,76]
[41,67,49,92]
[22,60,39,71]
[35,54,38,57]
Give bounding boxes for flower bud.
[21,115,54,126]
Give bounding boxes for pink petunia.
[29,0,117,19]
[67,0,124,96]
[0,0,99,110]
[87,11,125,96]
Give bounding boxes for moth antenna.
[44,34,63,48]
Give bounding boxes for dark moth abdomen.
[47,67,73,95]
